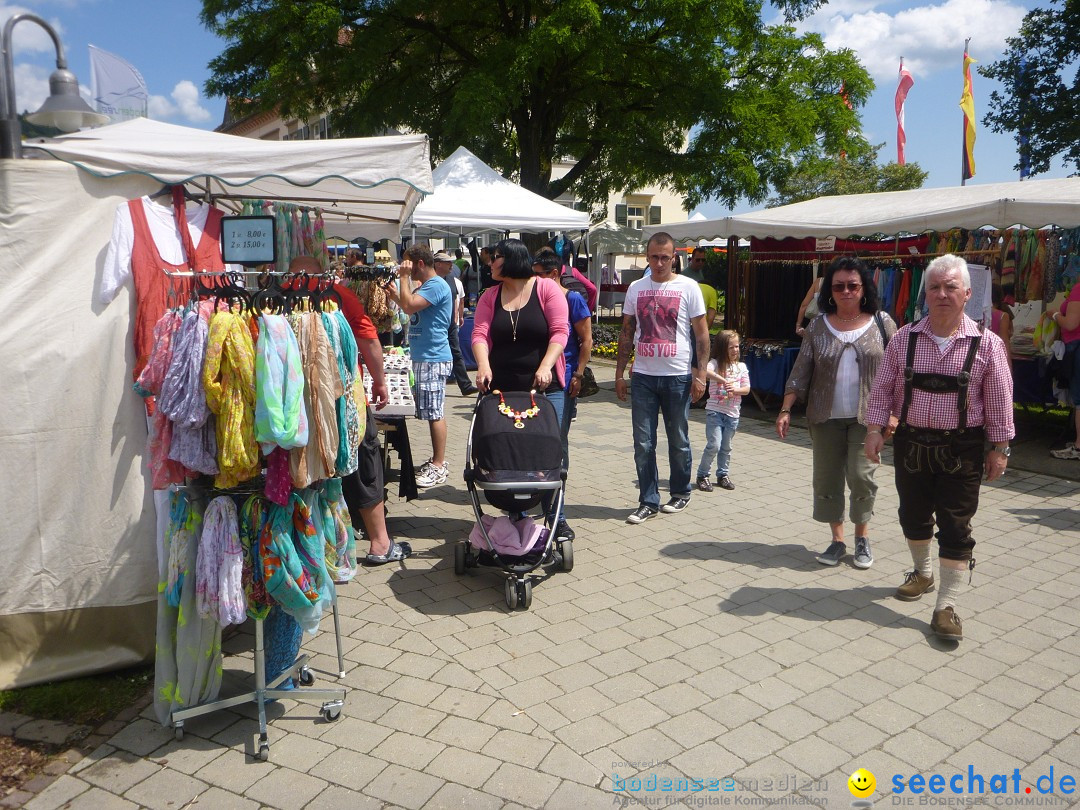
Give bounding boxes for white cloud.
[799,0,1027,79]
[149,80,211,124]
[12,62,49,114]
[0,4,66,53]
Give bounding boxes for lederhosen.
[892,331,983,561]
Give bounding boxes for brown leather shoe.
[931,606,963,641]
[895,570,935,601]
[696,477,714,492]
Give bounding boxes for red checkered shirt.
[866,315,1015,444]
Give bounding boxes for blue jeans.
[630,373,693,509]
[697,410,739,479]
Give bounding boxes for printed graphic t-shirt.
[624,274,706,376]
[408,276,453,363]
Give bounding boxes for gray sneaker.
[816,540,846,566]
[853,537,874,569]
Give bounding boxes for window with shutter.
[649,206,661,225]
[615,204,627,226]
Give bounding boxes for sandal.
[363,540,412,566]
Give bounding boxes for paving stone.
[424,746,501,789]
[244,766,327,809]
[376,731,446,770]
[481,761,560,806]
[79,750,162,794]
[422,782,504,810]
[481,729,555,765]
[21,775,89,810]
[56,786,140,810]
[104,718,175,757]
[363,763,444,810]
[0,712,34,736]
[122,768,208,810]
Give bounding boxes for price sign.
[220,216,276,265]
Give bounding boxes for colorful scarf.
[238,494,272,620]
[203,311,260,488]
[161,309,218,474]
[260,492,327,632]
[165,490,200,607]
[255,313,309,454]
[322,310,360,476]
[196,496,246,627]
[135,310,181,399]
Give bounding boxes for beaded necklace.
[495,389,540,429]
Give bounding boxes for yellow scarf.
[203,311,260,488]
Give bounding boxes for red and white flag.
[895,59,914,164]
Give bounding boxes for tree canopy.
[980,0,1079,176]
[767,142,927,207]
[201,0,873,210]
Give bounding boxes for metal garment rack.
[166,468,349,761]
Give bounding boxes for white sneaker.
[416,460,449,488]
[1051,443,1080,460]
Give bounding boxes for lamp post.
[1,12,109,159]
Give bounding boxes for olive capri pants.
[807,417,878,525]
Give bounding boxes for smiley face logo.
[848,768,876,798]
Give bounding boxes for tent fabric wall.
[0,161,161,688]
[647,177,1080,242]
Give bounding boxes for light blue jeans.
[630,373,693,509]
[697,410,739,479]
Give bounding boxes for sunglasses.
[831,282,863,292]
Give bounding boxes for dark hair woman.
[776,256,896,570]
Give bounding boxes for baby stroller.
[457,390,573,610]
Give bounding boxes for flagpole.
[961,38,970,186]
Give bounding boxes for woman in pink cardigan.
[472,238,569,520]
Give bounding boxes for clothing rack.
[170,481,347,762]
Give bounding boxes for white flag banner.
[89,44,148,123]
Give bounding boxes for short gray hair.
[925,254,971,290]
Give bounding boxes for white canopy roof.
[646,177,1080,243]
[407,146,589,237]
[25,118,434,242]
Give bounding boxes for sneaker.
[895,570,935,601]
[416,460,449,488]
[717,475,735,491]
[554,519,576,541]
[696,477,714,493]
[816,540,846,566]
[627,505,659,524]
[852,537,874,569]
[1051,443,1080,459]
[930,606,963,641]
[660,496,691,514]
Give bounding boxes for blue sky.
[5,0,1072,219]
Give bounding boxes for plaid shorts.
[412,361,452,421]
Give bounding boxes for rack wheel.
[560,540,574,572]
[454,542,466,575]
[321,701,343,722]
[518,579,533,610]
[504,578,518,610]
[298,666,315,686]
[257,742,270,762]
[173,723,184,742]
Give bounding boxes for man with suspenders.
[865,255,1014,642]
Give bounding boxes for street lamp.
[1,12,109,159]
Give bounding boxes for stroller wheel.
[504,578,519,610]
[518,579,533,610]
[559,540,574,573]
[454,543,467,575]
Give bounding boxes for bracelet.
[867,428,882,435]
[778,408,791,415]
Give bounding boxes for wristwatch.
[992,445,1011,457]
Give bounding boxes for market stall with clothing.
[0,118,433,704]
[646,178,1080,408]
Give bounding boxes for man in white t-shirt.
[616,232,709,523]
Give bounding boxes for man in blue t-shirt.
[386,244,454,489]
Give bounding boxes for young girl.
[696,331,751,491]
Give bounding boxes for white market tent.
[645,177,1080,242]
[406,145,589,238]
[27,118,432,242]
[0,120,433,689]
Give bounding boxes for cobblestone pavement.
[21,366,1080,810]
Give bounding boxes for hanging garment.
[203,311,260,489]
[323,310,360,476]
[153,490,222,727]
[289,312,342,487]
[195,496,246,628]
[105,197,225,381]
[260,493,334,633]
[160,308,219,475]
[238,494,272,620]
[254,313,309,454]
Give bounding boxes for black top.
[489,284,560,393]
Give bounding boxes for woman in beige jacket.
[776,258,897,569]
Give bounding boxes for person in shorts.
[386,243,454,488]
